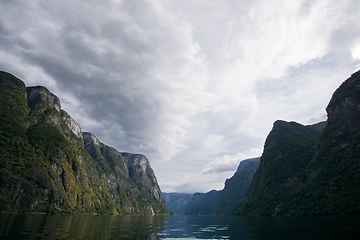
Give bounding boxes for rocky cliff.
[233,70,360,216]
[231,121,325,215]
[279,70,360,215]
[0,71,169,215]
[184,157,260,215]
[215,157,260,214]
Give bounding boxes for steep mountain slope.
[278,70,360,215]
[163,192,193,215]
[233,70,360,216]
[232,121,326,215]
[215,157,260,215]
[184,158,260,215]
[0,71,169,215]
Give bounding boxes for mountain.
[231,121,325,215]
[162,192,193,215]
[0,71,169,215]
[215,157,260,215]
[184,157,260,215]
[278,70,360,215]
[232,70,360,216]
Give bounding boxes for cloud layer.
[1,0,360,193]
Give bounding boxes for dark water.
[1,214,360,239]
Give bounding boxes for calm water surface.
[1,214,360,239]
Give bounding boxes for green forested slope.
[0,71,169,215]
[231,121,325,215]
[278,70,360,215]
[233,70,360,216]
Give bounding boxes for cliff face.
[27,86,61,113]
[125,154,166,205]
[308,70,360,176]
[82,132,166,212]
[279,70,360,215]
[61,110,83,143]
[183,157,260,215]
[0,71,169,215]
[232,121,325,215]
[233,70,360,216]
[215,157,260,214]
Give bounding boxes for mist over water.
[1,214,360,239]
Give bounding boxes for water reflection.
[0,214,166,239]
[1,214,360,239]
[240,215,360,240]
[159,215,252,239]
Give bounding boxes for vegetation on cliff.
[0,71,169,215]
[231,121,325,215]
[232,70,360,216]
[277,70,360,215]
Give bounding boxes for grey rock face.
[61,110,83,142]
[26,86,61,113]
[124,154,166,205]
[308,70,360,175]
[326,70,360,136]
[83,132,101,148]
[82,132,167,208]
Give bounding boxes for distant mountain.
[0,71,169,215]
[162,192,193,215]
[232,70,360,216]
[184,157,260,215]
[215,157,260,215]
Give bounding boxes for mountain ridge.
[183,157,260,215]
[231,121,325,215]
[0,71,169,215]
[232,70,360,215]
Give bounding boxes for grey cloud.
[1,0,360,193]
[173,183,201,194]
[2,0,209,160]
[202,165,238,175]
[0,1,156,150]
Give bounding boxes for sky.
[1,0,360,194]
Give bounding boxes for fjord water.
[1,214,360,239]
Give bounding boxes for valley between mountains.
[1,70,360,215]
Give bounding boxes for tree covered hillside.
[233,70,360,216]
[0,71,169,215]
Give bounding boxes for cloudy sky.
[1,0,360,193]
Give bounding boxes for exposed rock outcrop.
[26,86,61,113]
[82,132,166,207]
[125,154,166,205]
[61,110,83,143]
